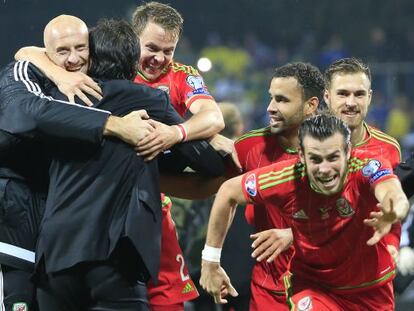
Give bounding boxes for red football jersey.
[147,194,198,306]
[134,61,211,305]
[353,123,402,249]
[134,62,213,117]
[241,154,397,293]
[234,127,298,292]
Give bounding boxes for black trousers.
[1,265,37,311]
[37,261,149,311]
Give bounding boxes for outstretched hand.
[364,198,398,246]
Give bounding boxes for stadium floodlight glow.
[197,57,212,72]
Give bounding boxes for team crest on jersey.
[156,85,170,95]
[297,296,313,310]
[245,173,257,197]
[12,303,28,311]
[362,160,381,177]
[335,197,355,217]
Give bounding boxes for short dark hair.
[88,19,139,81]
[132,1,183,40]
[273,62,325,105]
[299,113,351,152]
[324,57,371,89]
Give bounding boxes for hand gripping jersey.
[134,62,213,117]
[242,154,397,294]
[147,194,198,307]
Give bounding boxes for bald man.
[43,15,89,74]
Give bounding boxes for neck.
[276,129,300,152]
[350,123,366,146]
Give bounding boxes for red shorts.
[148,195,199,308]
[250,281,288,311]
[291,281,394,311]
[150,302,184,311]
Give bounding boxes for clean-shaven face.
[300,132,350,195]
[138,21,178,81]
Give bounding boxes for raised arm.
[15,46,101,106]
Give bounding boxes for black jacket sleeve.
[0,61,110,144]
[395,153,414,198]
[158,92,225,177]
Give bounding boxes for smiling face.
[137,21,178,81]
[324,72,372,131]
[44,15,89,73]
[300,132,351,195]
[267,77,307,135]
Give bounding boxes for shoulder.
[104,79,166,99]
[255,159,305,191]
[170,62,200,76]
[235,127,273,145]
[366,124,401,152]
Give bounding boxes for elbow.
[211,112,225,133]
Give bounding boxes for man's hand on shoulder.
[54,71,102,106]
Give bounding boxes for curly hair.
[273,62,325,105]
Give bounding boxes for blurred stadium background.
[2,0,414,309]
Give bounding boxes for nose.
[267,99,277,113]
[153,52,165,63]
[345,94,357,107]
[67,50,80,64]
[318,160,331,174]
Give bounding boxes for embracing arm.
[0,62,153,146]
[15,46,101,105]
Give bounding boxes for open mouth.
[342,110,359,117]
[317,175,338,189]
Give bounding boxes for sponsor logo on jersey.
[182,281,195,293]
[369,169,391,183]
[293,209,309,220]
[297,296,313,311]
[13,303,28,311]
[362,159,381,177]
[156,85,170,95]
[335,197,355,217]
[245,173,257,197]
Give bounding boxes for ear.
[367,89,373,108]
[299,147,305,164]
[346,141,352,160]
[304,97,319,117]
[323,89,330,105]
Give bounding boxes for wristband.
[201,244,222,262]
[176,123,188,142]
